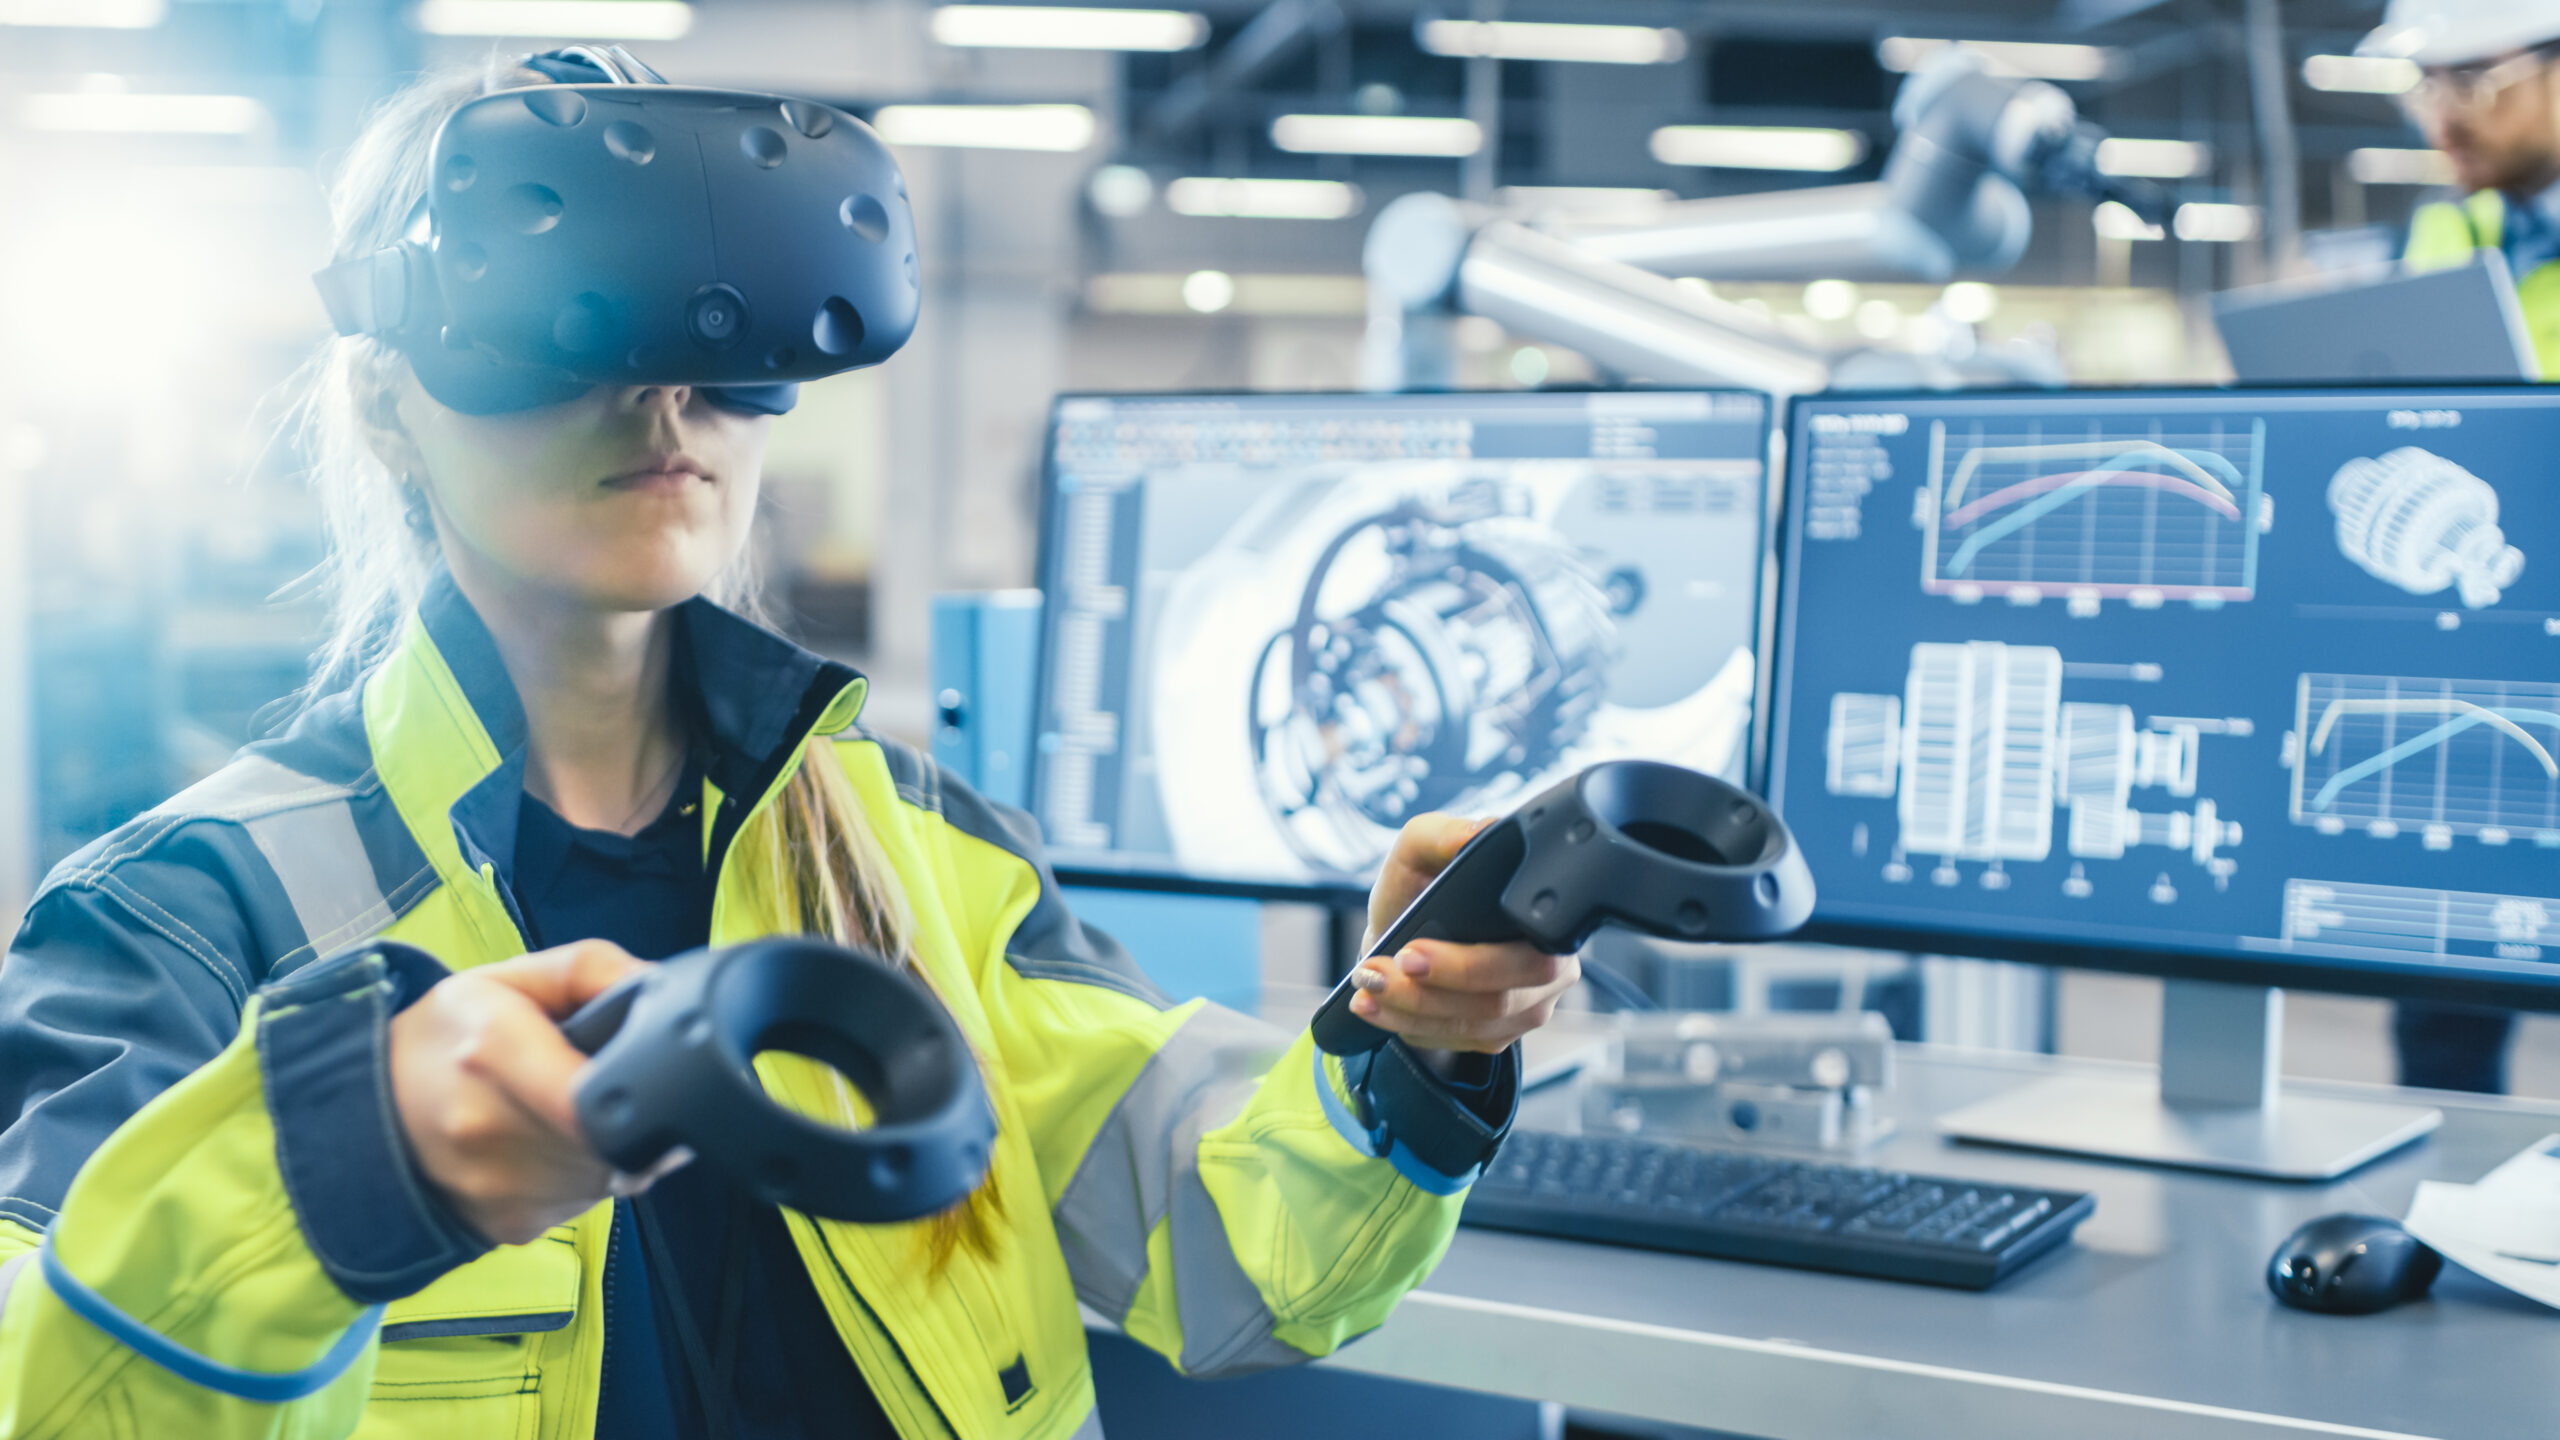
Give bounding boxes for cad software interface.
[1768,389,2556,984]
[1034,389,1769,885]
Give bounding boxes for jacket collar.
[379,566,867,913]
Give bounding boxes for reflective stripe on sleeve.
[0,1251,30,1315]
[1049,1004,1299,1374]
[36,1232,384,1403]
[242,799,395,960]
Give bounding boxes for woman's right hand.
[388,939,651,1245]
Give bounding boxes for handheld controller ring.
[561,938,995,1223]
[1309,760,1816,1056]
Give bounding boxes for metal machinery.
[1361,48,2171,396]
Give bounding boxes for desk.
[1316,1045,2557,1440]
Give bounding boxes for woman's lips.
[604,460,710,493]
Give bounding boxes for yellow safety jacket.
[0,573,1512,1438]
[2405,187,2560,376]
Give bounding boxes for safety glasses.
[2398,45,2560,121]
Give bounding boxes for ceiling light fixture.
[931,5,1207,51]
[2347,148,2455,185]
[0,0,163,26]
[871,104,1097,152]
[1650,125,1867,172]
[2094,137,2211,179]
[412,0,693,38]
[1270,113,1482,157]
[1165,176,1361,220]
[2172,202,2256,243]
[2301,54,2420,94]
[21,90,267,134]
[2092,200,2163,241]
[1877,37,2116,81]
[1416,19,1685,65]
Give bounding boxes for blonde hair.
[296,63,1000,1261]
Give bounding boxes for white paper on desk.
[2403,1132,2560,1309]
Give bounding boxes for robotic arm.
[1362,48,2170,395]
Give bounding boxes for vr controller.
[562,938,994,1224]
[1310,760,1815,1057]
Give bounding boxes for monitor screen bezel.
[1027,384,1777,904]
[1766,382,2560,1014]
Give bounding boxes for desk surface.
[1317,1041,2558,1440]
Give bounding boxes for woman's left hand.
[1346,814,1580,1055]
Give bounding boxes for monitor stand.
[1935,979,2442,1181]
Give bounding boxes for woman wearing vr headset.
[0,48,1575,1440]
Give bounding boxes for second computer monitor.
[1767,387,2558,1007]
[1033,389,1770,888]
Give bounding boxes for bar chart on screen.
[1914,418,2271,613]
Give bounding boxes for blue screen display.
[1767,389,2559,993]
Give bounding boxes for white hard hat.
[2359,0,2560,68]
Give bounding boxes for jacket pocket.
[354,1233,581,1439]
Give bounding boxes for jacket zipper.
[599,1201,622,1416]
[809,1226,958,1440]
[703,687,957,1439]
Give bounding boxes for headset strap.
[524,44,666,86]
[311,243,431,340]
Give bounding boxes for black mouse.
[2266,1213,2444,1315]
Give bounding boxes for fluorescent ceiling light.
[1087,271,1368,316]
[1877,37,2116,81]
[2092,199,2163,240]
[932,6,1207,52]
[1271,113,1481,157]
[2095,137,2211,179]
[2348,147,2456,185]
[1495,185,1674,218]
[1650,125,1866,172]
[872,103,1096,151]
[1165,176,1361,220]
[412,0,692,38]
[1416,19,1685,65]
[21,91,267,134]
[1,0,163,26]
[2302,54,2420,94]
[2172,202,2256,243]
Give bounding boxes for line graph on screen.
[1917,419,2268,610]
[2289,673,2560,850]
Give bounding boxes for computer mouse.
[2266,1213,2443,1315]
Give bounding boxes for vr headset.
[314,46,917,417]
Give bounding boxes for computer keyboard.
[1462,1130,2095,1289]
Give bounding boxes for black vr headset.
[314,46,918,417]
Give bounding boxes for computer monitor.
[1768,386,2556,1177]
[1031,388,1771,894]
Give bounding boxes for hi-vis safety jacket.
[0,573,1515,1440]
[2406,187,2560,376]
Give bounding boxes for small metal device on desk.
[1582,1011,1897,1152]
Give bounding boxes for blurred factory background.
[0,0,2474,1003]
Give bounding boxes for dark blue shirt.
[514,773,892,1440]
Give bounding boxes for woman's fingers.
[388,943,650,1243]
[1363,814,1494,945]
[1348,940,1580,1052]
[477,938,649,1020]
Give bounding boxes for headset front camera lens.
[687,284,750,349]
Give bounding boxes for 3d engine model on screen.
[1249,484,1621,874]
[2327,447,2527,609]
[311,45,920,417]
[563,939,995,1224]
[1825,641,2244,901]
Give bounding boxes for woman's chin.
[541,542,737,614]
